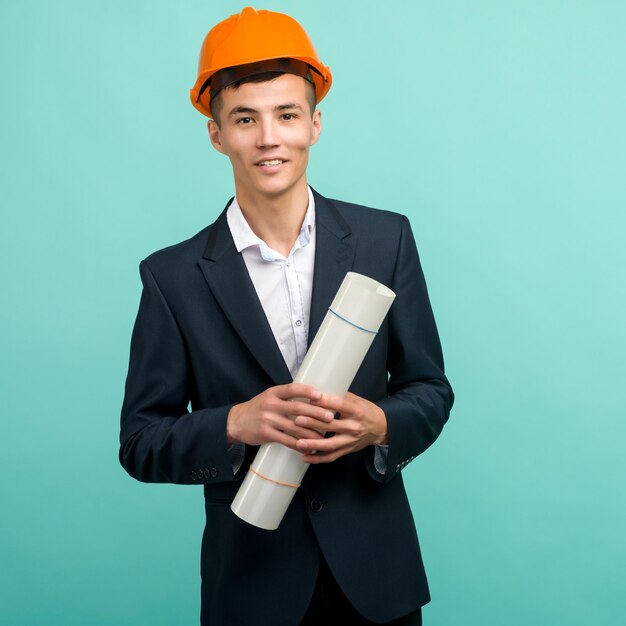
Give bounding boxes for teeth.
[258,160,283,166]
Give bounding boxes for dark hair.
[210,71,317,127]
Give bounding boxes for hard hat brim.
[190,55,332,119]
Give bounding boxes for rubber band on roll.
[249,465,301,489]
[328,307,378,334]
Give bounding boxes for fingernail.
[325,411,334,421]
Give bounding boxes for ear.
[208,120,226,154]
[310,109,322,146]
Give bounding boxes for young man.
[120,7,453,625]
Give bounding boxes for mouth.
[255,159,287,168]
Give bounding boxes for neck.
[235,179,310,257]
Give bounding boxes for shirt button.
[295,319,302,327]
[310,498,324,513]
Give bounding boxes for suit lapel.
[198,207,292,385]
[308,190,356,347]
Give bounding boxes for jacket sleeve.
[366,215,454,483]
[119,260,243,485]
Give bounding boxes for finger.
[293,414,336,432]
[296,434,353,455]
[269,430,303,450]
[300,437,354,464]
[302,450,343,464]
[266,417,327,445]
[274,383,322,401]
[278,420,325,441]
[317,416,370,438]
[310,393,350,413]
[264,411,323,439]
[280,400,335,423]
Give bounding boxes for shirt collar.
[227,186,316,254]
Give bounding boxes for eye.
[236,117,254,125]
[281,113,297,121]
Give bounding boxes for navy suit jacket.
[119,189,454,625]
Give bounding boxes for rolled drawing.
[231,272,396,530]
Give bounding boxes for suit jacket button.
[310,498,323,513]
[191,470,197,481]
[196,469,204,480]
[210,467,219,478]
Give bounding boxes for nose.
[256,118,279,149]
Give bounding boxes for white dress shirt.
[225,186,387,474]
[227,187,316,378]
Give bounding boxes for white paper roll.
[231,272,395,530]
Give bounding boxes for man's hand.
[226,383,335,449]
[294,392,388,464]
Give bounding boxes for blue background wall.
[1,1,624,624]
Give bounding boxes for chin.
[255,179,297,197]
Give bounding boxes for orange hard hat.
[190,7,332,119]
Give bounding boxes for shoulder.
[142,224,210,272]
[317,192,411,246]
[140,205,231,280]
[328,196,406,225]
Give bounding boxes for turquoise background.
[1,1,624,624]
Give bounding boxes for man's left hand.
[294,392,388,464]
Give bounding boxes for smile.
[256,159,286,167]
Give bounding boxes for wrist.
[226,404,241,446]
[374,405,388,445]
[376,429,388,445]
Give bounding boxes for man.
[120,7,453,626]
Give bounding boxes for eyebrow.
[228,106,257,118]
[227,103,305,118]
[275,103,304,112]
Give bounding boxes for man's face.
[208,73,322,202]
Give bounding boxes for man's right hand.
[226,383,335,449]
